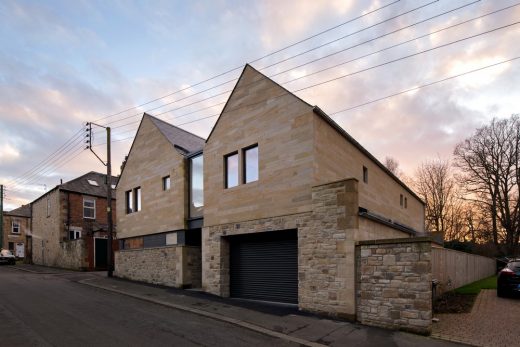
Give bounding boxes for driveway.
[432,289,520,347]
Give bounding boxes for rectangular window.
[12,220,20,234]
[225,152,239,188]
[162,176,171,191]
[46,196,50,217]
[134,187,141,212]
[126,190,133,214]
[363,166,368,183]
[190,154,204,218]
[243,145,259,184]
[400,194,404,207]
[83,198,96,219]
[404,197,408,209]
[69,229,81,240]
[8,242,14,251]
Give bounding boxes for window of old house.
[70,229,81,240]
[83,198,96,219]
[363,166,368,183]
[12,220,20,234]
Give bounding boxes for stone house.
[115,65,425,322]
[31,171,117,270]
[2,204,31,258]
[115,114,205,287]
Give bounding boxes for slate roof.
[4,204,31,217]
[146,113,205,155]
[59,171,118,198]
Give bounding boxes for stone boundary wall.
[57,239,88,270]
[432,247,495,294]
[115,245,201,288]
[356,238,432,335]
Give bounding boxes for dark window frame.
[125,190,133,214]
[363,166,368,184]
[224,151,239,189]
[242,144,259,184]
[400,194,404,207]
[162,176,171,191]
[134,187,141,212]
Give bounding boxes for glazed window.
[163,176,171,191]
[225,152,239,188]
[400,194,404,207]
[404,197,408,209]
[126,190,133,214]
[190,154,204,218]
[12,220,20,234]
[363,166,368,184]
[70,229,81,240]
[83,198,96,219]
[134,187,141,212]
[243,145,258,184]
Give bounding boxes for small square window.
[134,187,141,212]
[163,176,171,191]
[225,152,239,188]
[69,229,81,240]
[363,166,368,184]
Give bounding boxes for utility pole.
[0,185,3,250]
[86,123,114,277]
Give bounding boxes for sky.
[1,0,520,210]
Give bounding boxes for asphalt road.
[0,267,295,347]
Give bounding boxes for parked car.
[0,249,16,265]
[497,259,520,297]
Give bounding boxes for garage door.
[229,230,298,304]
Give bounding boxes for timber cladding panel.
[116,116,188,238]
[203,66,316,227]
[356,238,433,335]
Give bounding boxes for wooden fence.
[431,246,495,295]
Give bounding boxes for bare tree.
[454,115,520,255]
[384,156,402,178]
[413,158,458,239]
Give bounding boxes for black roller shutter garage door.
[229,230,298,304]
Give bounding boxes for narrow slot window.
[225,152,239,188]
[243,145,259,184]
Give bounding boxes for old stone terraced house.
[115,65,427,330]
[2,204,31,258]
[31,171,117,270]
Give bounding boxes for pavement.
[432,289,520,347]
[3,264,466,347]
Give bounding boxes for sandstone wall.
[356,238,432,335]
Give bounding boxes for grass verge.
[454,275,497,295]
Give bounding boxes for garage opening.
[229,229,298,304]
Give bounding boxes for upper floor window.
[162,176,171,191]
[83,198,96,219]
[126,187,141,214]
[404,197,408,209]
[400,194,404,207]
[225,152,239,188]
[135,187,141,212]
[11,220,20,234]
[190,154,204,218]
[363,166,368,184]
[46,196,51,217]
[126,190,133,214]
[243,145,258,184]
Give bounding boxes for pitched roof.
[31,171,118,204]
[59,171,118,198]
[206,64,423,204]
[4,204,31,217]
[146,113,205,155]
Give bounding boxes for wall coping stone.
[312,177,358,188]
[357,237,433,246]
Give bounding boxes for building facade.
[114,115,204,287]
[114,65,425,321]
[1,204,31,258]
[31,172,117,270]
